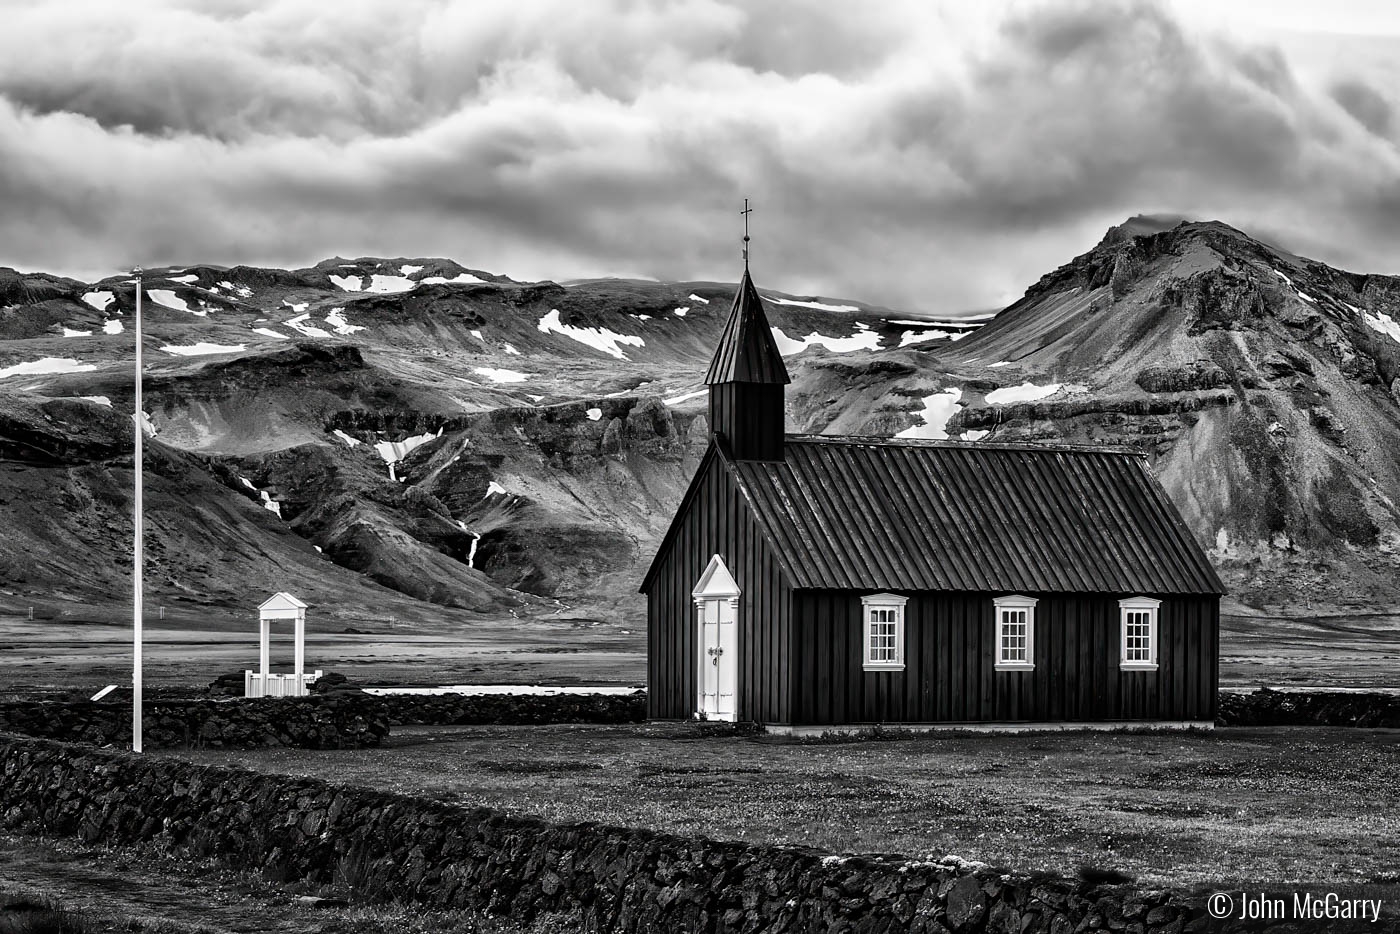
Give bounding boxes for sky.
[1,0,1398,315]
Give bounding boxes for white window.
[1120,597,1160,670]
[994,595,1038,671]
[862,593,908,671]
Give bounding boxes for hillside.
[1,221,1397,628]
[0,257,976,626]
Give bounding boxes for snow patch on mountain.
[0,357,97,378]
[895,388,963,440]
[1361,308,1400,344]
[400,265,424,275]
[148,289,201,314]
[586,407,603,421]
[688,293,709,304]
[367,274,415,293]
[664,388,707,406]
[673,307,689,317]
[326,307,365,335]
[986,381,1062,404]
[62,327,93,338]
[79,396,112,407]
[420,272,487,285]
[899,329,952,347]
[169,274,199,285]
[103,319,124,334]
[282,300,309,313]
[485,481,507,497]
[286,314,333,338]
[161,343,246,356]
[767,296,859,312]
[332,429,361,448]
[82,291,114,312]
[503,342,520,355]
[771,326,881,355]
[215,280,254,299]
[375,428,443,480]
[252,328,288,339]
[537,309,644,360]
[474,367,527,383]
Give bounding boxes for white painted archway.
[245,592,321,698]
[692,555,739,721]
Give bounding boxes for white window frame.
[1119,597,1161,671]
[993,595,1038,671]
[861,593,908,671]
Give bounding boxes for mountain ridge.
[1,218,1397,625]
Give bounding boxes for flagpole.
[132,266,144,754]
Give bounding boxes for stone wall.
[1217,689,1400,728]
[0,733,1204,934]
[0,692,643,750]
[0,694,388,750]
[359,690,646,727]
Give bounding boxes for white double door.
[696,597,737,721]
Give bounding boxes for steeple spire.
[704,208,790,461]
[703,269,790,386]
[741,198,752,269]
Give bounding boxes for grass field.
[171,722,1400,889]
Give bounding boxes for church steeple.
[704,260,790,461]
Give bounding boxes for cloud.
[1,0,1399,313]
[1330,79,1394,138]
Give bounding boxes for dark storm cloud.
[1,0,1399,312]
[1330,79,1394,138]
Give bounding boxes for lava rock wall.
[0,694,388,749]
[0,733,1203,933]
[1217,689,1400,727]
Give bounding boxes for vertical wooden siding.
[792,592,1218,724]
[646,455,793,723]
[708,383,785,462]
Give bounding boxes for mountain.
[1,222,1398,629]
[0,256,973,626]
[799,219,1400,607]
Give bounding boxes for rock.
[945,876,987,932]
[294,895,348,909]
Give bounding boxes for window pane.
[1124,610,1153,662]
[868,611,899,663]
[998,608,1030,663]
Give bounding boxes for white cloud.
[0,1,1398,312]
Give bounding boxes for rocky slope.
[2,222,1398,626]
[0,256,959,625]
[795,217,1400,607]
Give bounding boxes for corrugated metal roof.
[726,436,1225,595]
[703,269,791,385]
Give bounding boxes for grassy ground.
[0,834,579,934]
[171,722,1400,889]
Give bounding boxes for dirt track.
[0,834,576,933]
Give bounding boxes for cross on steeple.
[741,198,753,268]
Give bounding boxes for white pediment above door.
[692,554,740,599]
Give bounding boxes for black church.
[640,258,1224,733]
